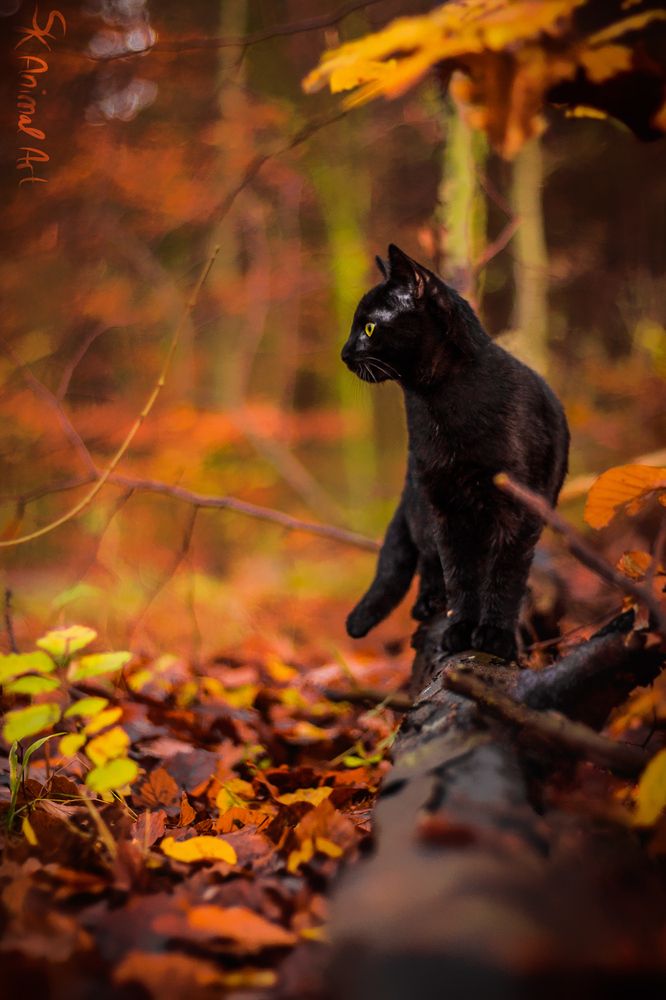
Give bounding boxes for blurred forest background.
[1,0,665,662]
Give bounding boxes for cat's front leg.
[346,500,418,638]
[411,554,446,621]
[474,517,542,660]
[434,529,482,653]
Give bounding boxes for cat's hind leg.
[346,501,418,638]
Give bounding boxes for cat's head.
[340,244,472,386]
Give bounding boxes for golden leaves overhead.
[303,0,666,157]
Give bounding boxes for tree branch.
[443,667,649,778]
[495,473,666,636]
[84,0,384,62]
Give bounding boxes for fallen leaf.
[188,904,296,949]
[160,835,237,864]
[634,749,666,827]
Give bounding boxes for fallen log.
[328,622,666,1000]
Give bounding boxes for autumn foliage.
[1,0,666,995]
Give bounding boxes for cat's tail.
[346,502,417,637]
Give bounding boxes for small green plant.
[1,626,137,816]
[6,732,64,830]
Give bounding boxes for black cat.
[341,244,569,660]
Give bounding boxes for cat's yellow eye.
[364,322,376,337]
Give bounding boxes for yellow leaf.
[161,835,237,865]
[85,706,123,735]
[59,732,87,757]
[315,835,344,858]
[300,925,329,942]
[287,837,314,873]
[3,703,61,742]
[216,778,255,813]
[634,749,666,827]
[69,651,131,682]
[5,675,60,695]
[86,757,138,793]
[37,625,97,659]
[22,816,38,845]
[584,464,666,529]
[0,651,55,683]
[86,726,130,766]
[64,697,109,719]
[265,656,298,683]
[277,787,333,807]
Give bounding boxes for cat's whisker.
[366,356,400,381]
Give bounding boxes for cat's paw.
[346,605,375,638]
[411,592,445,622]
[471,625,516,661]
[440,619,475,654]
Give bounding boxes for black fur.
[341,244,570,661]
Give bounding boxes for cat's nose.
[341,341,354,365]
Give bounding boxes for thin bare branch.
[0,340,97,478]
[84,0,384,62]
[0,245,221,549]
[496,473,666,636]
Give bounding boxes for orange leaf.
[135,767,180,809]
[187,905,296,950]
[584,464,666,529]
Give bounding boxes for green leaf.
[5,675,61,695]
[3,703,62,742]
[9,742,19,794]
[64,696,109,719]
[634,748,666,826]
[68,651,131,682]
[0,652,55,684]
[37,625,97,660]
[85,757,138,793]
[22,731,65,773]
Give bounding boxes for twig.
[473,216,520,274]
[4,589,18,654]
[3,470,379,552]
[443,668,649,778]
[84,0,384,62]
[495,473,666,636]
[321,687,412,712]
[0,340,97,477]
[0,246,221,549]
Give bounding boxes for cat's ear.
[387,243,427,299]
[375,255,389,280]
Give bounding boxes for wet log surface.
[328,620,666,1000]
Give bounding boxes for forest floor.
[1,542,665,999]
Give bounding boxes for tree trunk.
[328,621,666,1000]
